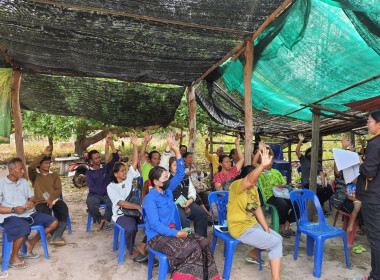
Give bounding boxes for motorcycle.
[68,153,90,188]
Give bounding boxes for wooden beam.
[303,103,365,120]
[10,70,26,171]
[186,86,196,153]
[244,40,254,165]
[308,110,320,221]
[193,0,295,85]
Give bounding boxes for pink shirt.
[212,165,240,185]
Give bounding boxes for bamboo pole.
[308,110,321,221]
[11,70,26,170]
[244,41,254,165]
[186,86,196,153]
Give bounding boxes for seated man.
[0,158,57,269]
[205,138,224,175]
[86,137,119,231]
[28,145,69,246]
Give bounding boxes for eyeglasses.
[367,120,377,124]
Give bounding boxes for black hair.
[370,109,380,122]
[179,145,187,150]
[39,156,51,164]
[8,158,23,170]
[110,162,125,183]
[148,166,167,187]
[218,155,230,172]
[88,150,99,161]
[148,150,160,160]
[233,165,255,181]
[229,148,237,158]
[305,147,312,157]
[182,152,192,159]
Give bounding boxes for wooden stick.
[244,41,254,165]
[11,70,27,176]
[186,86,196,153]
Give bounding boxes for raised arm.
[159,133,172,170]
[140,131,152,165]
[28,146,52,182]
[234,135,245,171]
[105,131,112,162]
[241,145,272,191]
[204,138,212,161]
[130,134,139,171]
[295,133,304,159]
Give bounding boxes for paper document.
[332,148,360,184]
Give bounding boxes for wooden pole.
[308,110,321,221]
[288,142,292,182]
[11,70,26,167]
[186,86,196,153]
[209,128,214,154]
[243,40,254,165]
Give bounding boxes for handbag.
[272,187,290,199]
[118,188,141,217]
[330,186,347,210]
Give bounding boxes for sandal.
[245,256,269,267]
[352,245,363,254]
[280,230,291,238]
[9,260,28,269]
[355,244,367,252]
[133,253,148,263]
[287,229,296,236]
[19,252,40,259]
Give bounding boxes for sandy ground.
[0,165,371,280]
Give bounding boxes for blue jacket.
[143,158,185,242]
[86,152,119,197]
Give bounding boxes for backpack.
[330,186,347,210]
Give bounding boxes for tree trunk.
[74,128,118,155]
[74,135,87,156]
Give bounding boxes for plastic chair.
[86,204,108,232]
[268,143,284,160]
[144,205,182,280]
[333,210,358,245]
[209,191,262,280]
[0,224,49,272]
[256,182,280,233]
[113,221,145,264]
[290,190,350,278]
[113,188,144,264]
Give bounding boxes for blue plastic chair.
[86,204,108,232]
[113,221,145,264]
[1,224,49,272]
[208,191,262,280]
[289,190,350,278]
[144,205,182,280]
[113,188,144,264]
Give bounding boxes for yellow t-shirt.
[227,179,261,239]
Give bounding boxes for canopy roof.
[0,0,285,85]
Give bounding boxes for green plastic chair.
[257,181,280,233]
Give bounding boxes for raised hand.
[44,145,53,156]
[143,130,152,143]
[341,134,351,149]
[298,133,304,141]
[258,141,266,151]
[205,138,210,145]
[260,145,273,167]
[130,134,138,146]
[175,133,180,141]
[234,135,241,146]
[166,132,175,148]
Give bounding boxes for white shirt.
[107,167,140,222]
[0,177,34,223]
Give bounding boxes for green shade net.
[219,0,380,121]
[19,74,184,128]
[0,68,12,144]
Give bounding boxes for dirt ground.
[0,164,371,280]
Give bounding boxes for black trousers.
[86,195,112,223]
[304,184,333,207]
[35,200,68,222]
[267,195,297,225]
[361,202,380,280]
[177,203,208,238]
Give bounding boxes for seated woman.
[228,147,282,280]
[212,136,244,191]
[168,156,209,237]
[107,134,147,263]
[143,137,220,280]
[257,145,297,238]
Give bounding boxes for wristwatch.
[11,207,15,213]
